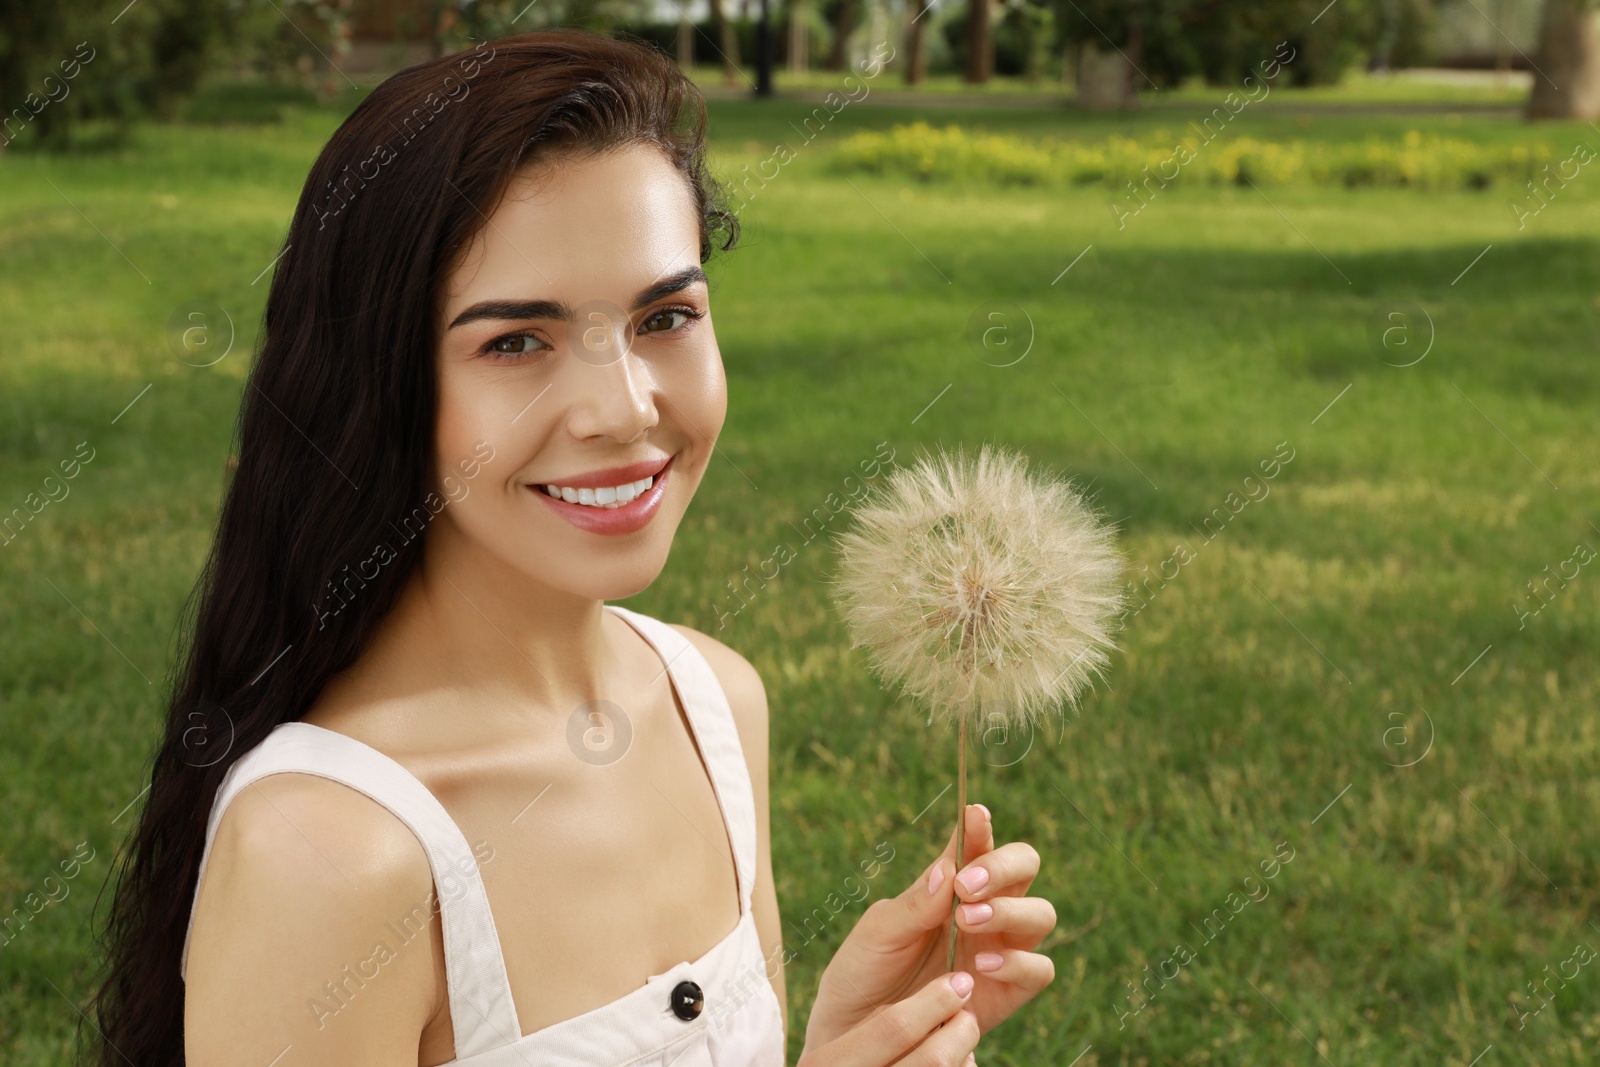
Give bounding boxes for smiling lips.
[530,454,673,535]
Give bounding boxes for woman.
[90,28,1057,1067]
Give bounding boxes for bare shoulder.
[185,771,443,1065]
[207,771,437,889]
[668,624,769,745]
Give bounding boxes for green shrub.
[179,82,318,124]
[829,121,1557,190]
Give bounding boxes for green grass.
[1,79,1597,1066]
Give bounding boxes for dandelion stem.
[946,700,970,974]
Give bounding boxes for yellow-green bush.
[829,121,1553,190]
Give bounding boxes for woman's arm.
[185,772,446,1066]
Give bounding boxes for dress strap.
[179,721,522,1061]
[605,604,758,917]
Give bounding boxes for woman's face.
[430,143,725,601]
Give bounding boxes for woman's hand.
[803,804,1057,1051]
[796,972,980,1067]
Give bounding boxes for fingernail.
[965,1054,976,1067]
[975,952,1003,973]
[927,859,945,897]
[976,803,990,823]
[956,865,990,894]
[960,902,993,925]
[949,971,974,997]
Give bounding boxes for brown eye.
[638,307,701,335]
[485,331,549,357]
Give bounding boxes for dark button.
[670,979,704,1021]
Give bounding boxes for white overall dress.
[180,603,789,1067]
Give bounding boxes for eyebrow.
[447,265,709,330]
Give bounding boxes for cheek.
[703,360,728,433]
[433,368,518,489]
[434,380,484,467]
[671,341,727,446]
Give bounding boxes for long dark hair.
[88,28,739,1066]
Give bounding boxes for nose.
[561,333,659,444]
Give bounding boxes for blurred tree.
[904,0,935,83]
[1017,0,1055,82]
[1054,0,1401,109]
[303,0,357,98]
[755,0,774,93]
[449,0,643,46]
[1526,0,1600,117]
[428,0,461,58]
[941,0,1053,78]
[145,0,234,114]
[1368,0,1437,71]
[965,0,994,81]
[0,0,71,147]
[827,0,858,69]
[708,0,745,84]
[677,3,695,66]
[1052,0,1169,109]
[788,0,810,70]
[0,0,231,151]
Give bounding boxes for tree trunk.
[755,0,775,94]
[1526,0,1600,119]
[828,0,857,70]
[709,0,743,86]
[1074,38,1138,109]
[788,0,809,73]
[324,0,354,99]
[428,1,455,59]
[1023,7,1050,83]
[677,8,695,68]
[904,0,933,85]
[964,0,991,83]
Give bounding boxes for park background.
[2,0,1598,1063]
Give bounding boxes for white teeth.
[541,474,656,509]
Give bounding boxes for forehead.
[442,144,702,309]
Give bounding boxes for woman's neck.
[308,524,631,748]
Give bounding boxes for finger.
[947,802,993,873]
[891,1007,979,1067]
[969,948,1056,993]
[959,802,994,868]
[926,803,993,872]
[867,805,992,951]
[829,972,977,1067]
[954,895,1057,944]
[954,840,1041,903]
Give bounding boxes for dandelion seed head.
[829,443,1127,730]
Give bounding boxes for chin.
[559,568,664,603]
[513,548,670,603]
[442,505,679,600]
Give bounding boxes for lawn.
[1,74,1596,1066]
